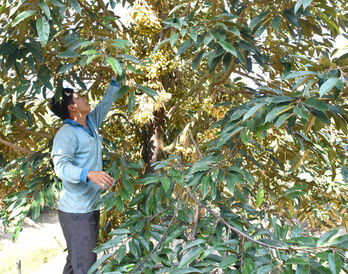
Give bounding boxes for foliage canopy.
[0,0,348,272]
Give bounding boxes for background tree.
[0,0,347,272]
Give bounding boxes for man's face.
[70,92,91,114]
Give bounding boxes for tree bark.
[142,108,165,173]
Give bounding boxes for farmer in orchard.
[50,73,121,274]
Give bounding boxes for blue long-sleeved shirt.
[51,80,121,213]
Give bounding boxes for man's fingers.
[103,173,114,186]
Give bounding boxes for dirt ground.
[0,208,67,274]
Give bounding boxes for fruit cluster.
[131,1,162,37]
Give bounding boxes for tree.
[0,0,347,272]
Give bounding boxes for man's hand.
[112,72,117,81]
[87,171,114,190]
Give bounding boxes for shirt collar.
[63,117,94,136]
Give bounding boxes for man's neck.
[69,115,88,128]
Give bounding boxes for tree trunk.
[142,108,165,173]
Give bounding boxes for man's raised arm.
[88,73,121,129]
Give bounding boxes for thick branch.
[189,131,202,158]
[15,125,53,139]
[211,56,236,88]
[0,137,33,155]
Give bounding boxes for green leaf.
[218,40,237,57]
[250,12,269,28]
[272,16,281,32]
[256,187,264,207]
[117,245,126,264]
[328,253,342,274]
[81,49,98,55]
[70,0,81,15]
[160,177,171,192]
[225,173,236,193]
[137,236,149,252]
[115,196,123,211]
[294,104,308,120]
[219,255,237,269]
[317,229,338,246]
[13,10,36,26]
[295,264,310,274]
[204,33,213,46]
[123,174,134,195]
[304,98,328,111]
[170,268,203,274]
[119,188,130,200]
[283,71,316,80]
[189,27,197,42]
[168,3,185,16]
[36,17,50,46]
[178,246,204,268]
[329,234,348,248]
[112,39,134,49]
[30,199,40,221]
[57,63,74,74]
[152,38,170,53]
[38,0,50,19]
[48,0,65,7]
[342,166,348,183]
[319,78,338,97]
[228,26,241,37]
[170,33,179,46]
[176,39,194,56]
[114,85,129,101]
[94,235,126,253]
[303,0,313,9]
[87,253,113,274]
[117,54,143,65]
[275,113,293,128]
[128,91,135,113]
[264,105,292,123]
[181,239,206,253]
[192,51,204,70]
[136,84,159,100]
[38,66,53,90]
[294,0,303,14]
[201,175,210,198]
[58,51,80,58]
[286,257,308,265]
[243,102,266,121]
[11,105,27,120]
[106,58,123,75]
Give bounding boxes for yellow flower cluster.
[136,47,177,79]
[131,1,162,37]
[132,80,172,125]
[202,98,229,119]
[196,128,221,143]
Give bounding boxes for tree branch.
[130,189,184,273]
[0,137,33,155]
[15,125,53,139]
[167,72,210,117]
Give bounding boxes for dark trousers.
[58,210,100,274]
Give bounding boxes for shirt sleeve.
[88,80,121,129]
[51,129,88,184]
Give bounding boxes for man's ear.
[67,104,76,112]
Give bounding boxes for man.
[50,73,121,274]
